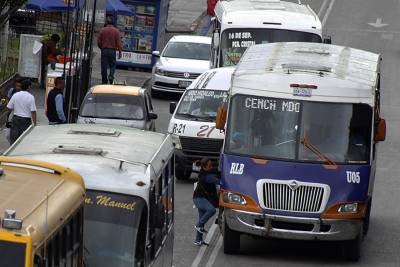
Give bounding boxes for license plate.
[192,162,201,173]
[178,80,192,88]
[293,87,312,97]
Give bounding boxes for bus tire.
[175,168,191,180]
[223,220,240,254]
[342,231,362,262]
[363,199,372,236]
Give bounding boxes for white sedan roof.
[169,35,212,44]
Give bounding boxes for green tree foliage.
[0,0,27,27]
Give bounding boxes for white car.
[151,35,211,94]
[168,67,234,179]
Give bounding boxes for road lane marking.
[204,235,223,267]
[317,0,329,18]
[322,0,336,27]
[368,18,389,28]
[190,223,218,267]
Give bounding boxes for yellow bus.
[0,156,85,267]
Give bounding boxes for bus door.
[148,156,175,267]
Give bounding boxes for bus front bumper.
[224,209,362,241]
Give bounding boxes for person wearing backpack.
[193,157,220,246]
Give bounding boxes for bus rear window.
[0,240,26,267]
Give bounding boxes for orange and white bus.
[0,156,85,267]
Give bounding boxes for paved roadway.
[161,1,400,266]
[2,0,399,266]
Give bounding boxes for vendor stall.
[108,0,170,69]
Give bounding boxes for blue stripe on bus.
[220,154,371,218]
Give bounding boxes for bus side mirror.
[152,51,160,57]
[375,118,386,142]
[323,35,332,44]
[212,31,220,50]
[169,102,177,114]
[215,104,227,131]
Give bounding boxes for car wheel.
[363,199,372,235]
[223,218,240,254]
[341,226,362,261]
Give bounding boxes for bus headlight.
[223,191,246,205]
[321,202,366,219]
[338,203,358,213]
[171,134,181,150]
[220,190,262,213]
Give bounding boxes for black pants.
[101,48,117,84]
[10,115,32,144]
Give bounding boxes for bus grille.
[258,179,330,213]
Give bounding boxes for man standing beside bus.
[46,76,66,124]
[98,17,122,84]
[7,79,37,144]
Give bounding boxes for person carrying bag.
[193,157,220,246]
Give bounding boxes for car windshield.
[225,95,372,164]
[80,93,145,120]
[175,89,228,121]
[0,240,26,267]
[84,191,146,267]
[162,41,210,60]
[220,28,322,67]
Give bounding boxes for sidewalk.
[167,0,207,32]
[90,0,210,87]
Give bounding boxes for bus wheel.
[223,220,240,254]
[342,231,362,262]
[363,200,372,236]
[175,168,191,180]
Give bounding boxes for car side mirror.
[374,118,386,142]
[169,102,177,114]
[212,31,220,49]
[152,51,160,57]
[323,35,332,44]
[215,104,227,131]
[148,112,158,120]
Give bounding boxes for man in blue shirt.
[46,76,66,124]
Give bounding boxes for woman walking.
[193,157,220,246]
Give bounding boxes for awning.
[26,0,134,16]
[106,0,134,16]
[26,0,78,11]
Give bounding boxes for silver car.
[77,85,157,131]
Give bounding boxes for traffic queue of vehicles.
[165,0,386,262]
[0,0,387,266]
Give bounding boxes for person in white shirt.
[7,79,37,144]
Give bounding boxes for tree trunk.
[0,20,9,65]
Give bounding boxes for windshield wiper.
[197,115,215,122]
[301,129,337,167]
[175,113,199,120]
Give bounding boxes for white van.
[5,124,175,267]
[167,67,234,179]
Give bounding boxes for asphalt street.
[1,0,399,266]
[169,0,400,266]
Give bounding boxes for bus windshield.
[220,28,322,67]
[175,89,228,121]
[84,191,146,267]
[80,93,145,120]
[0,240,26,267]
[225,95,372,164]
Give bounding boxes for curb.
[166,10,207,34]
